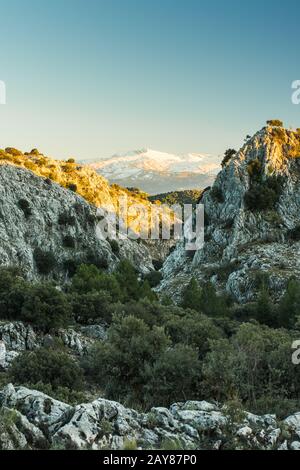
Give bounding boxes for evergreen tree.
[115,260,141,302]
[278,280,300,329]
[255,286,277,327]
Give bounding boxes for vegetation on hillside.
[0,263,299,417]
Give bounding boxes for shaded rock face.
[160,127,300,303]
[1,384,300,450]
[0,164,154,279]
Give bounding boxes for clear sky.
[0,0,300,160]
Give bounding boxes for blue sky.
[0,0,300,160]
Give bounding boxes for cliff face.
[0,164,154,280]
[0,149,176,265]
[160,126,300,303]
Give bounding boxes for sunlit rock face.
[0,163,156,280]
[159,127,300,303]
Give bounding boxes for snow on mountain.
[85,149,221,195]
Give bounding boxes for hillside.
[0,148,175,265]
[0,164,155,280]
[86,148,220,194]
[159,125,300,303]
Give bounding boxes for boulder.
[0,384,300,451]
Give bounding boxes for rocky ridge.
[0,163,155,280]
[159,126,300,303]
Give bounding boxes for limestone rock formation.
[160,126,300,303]
[0,163,154,279]
[0,384,300,450]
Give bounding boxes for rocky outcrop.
[0,384,300,450]
[160,126,300,303]
[0,163,155,279]
[0,321,106,369]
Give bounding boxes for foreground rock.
[1,384,300,450]
[0,163,156,281]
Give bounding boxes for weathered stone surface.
[0,163,156,282]
[0,384,297,450]
[0,322,38,352]
[159,127,300,304]
[80,324,107,341]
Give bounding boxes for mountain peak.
[160,124,300,303]
[88,148,221,195]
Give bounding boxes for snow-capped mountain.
[85,149,221,195]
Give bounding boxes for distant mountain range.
[84,149,221,194]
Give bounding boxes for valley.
[0,123,300,450]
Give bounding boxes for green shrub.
[71,264,122,300]
[5,147,22,156]
[20,283,71,332]
[277,279,300,329]
[115,260,142,302]
[212,261,240,281]
[67,183,77,192]
[25,382,86,405]
[143,344,201,406]
[181,279,229,317]
[244,176,284,211]
[10,348,84,391]
[63,259,79,277]
[181,278,202,311]
[33,248,56,274]
[247,158,261,178]
[58,212,76,226]
[0,268,27,320]
[18,199,32,217]
[152,259,163,271]
[123,439,138,450]
[82,315,170,404]
[71,290,113,324]
[289,225,300,241]
[84,251,109,270]
[164,311,224,358]
[112,299,167,328]
[63,235,76,248]
[109,239,120,255]
[30,148,40,155]
[202,323,300,405]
